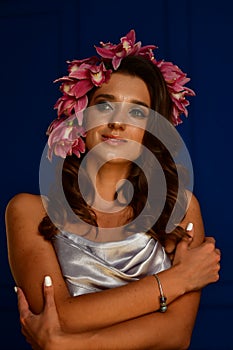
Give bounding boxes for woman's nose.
[107,107,127,129]
[108,121,126,130]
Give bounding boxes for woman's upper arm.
[5,193,70,313]
[181,192,205,247]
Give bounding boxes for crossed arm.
[17,279,200,350]
[6,193,220,349]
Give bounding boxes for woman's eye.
[130,108,148,119]
[95,102,113,112]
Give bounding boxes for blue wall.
[1,0,232,348]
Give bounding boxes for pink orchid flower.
[89,62,112,86]
[46,116,68,135]
[53,60,112,121]
[95,29,157,70]
[69,62,112,87]
[47,115,86,160]
[67,56,100,74]
[54,94,88,122]
[95,29,140,69]
[156,60,195,125]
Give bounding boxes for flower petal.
[74,96,88,124]
[70,79,93,98]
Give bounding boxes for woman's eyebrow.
[93,93,117,101]
[94,94,150,108]
[130,100,150,108]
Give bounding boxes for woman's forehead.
[90,73,151,107]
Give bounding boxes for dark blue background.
[1,1,232,348]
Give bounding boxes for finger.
[164,238,176,254]
[43,276,56,310]
[185,222,194,240]
[176,222,194,249]
[204,236,216,244]
[16,287,31,319]
[216,249,221,264]
[215,248,221,256]
[175,237,190,253]
[186,222,193,233]
[15,287,35,331]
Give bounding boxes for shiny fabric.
[52,230,171,296]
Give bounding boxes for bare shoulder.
[5,193,46,219]
[6,192,45,208]
[5,193,47,240]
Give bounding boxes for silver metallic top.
[52,230,171,296]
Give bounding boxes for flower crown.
[47,29,195,160]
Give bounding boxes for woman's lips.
[102,134,127,145]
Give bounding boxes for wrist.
[169,263,190,294]
[49,331,93,350]
[155,264,187,303]
[44,332,67,350]
[153,274,167,312]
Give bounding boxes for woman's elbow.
[171,329,192,350]
[57,302,92,334]
[158,328,192,350]
[175,338,191,350]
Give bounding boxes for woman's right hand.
[173,226,221,292]
[17,276,64,350]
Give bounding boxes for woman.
[6,30,220,349]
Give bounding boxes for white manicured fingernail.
[186,222,193,232]
[14,286,18,293]
[44,276,52,287]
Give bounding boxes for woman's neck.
[86,158,131,205]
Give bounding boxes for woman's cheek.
[85,129,96,150]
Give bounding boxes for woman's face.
[84,72,151,163]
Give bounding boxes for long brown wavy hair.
[39,56,189,250]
